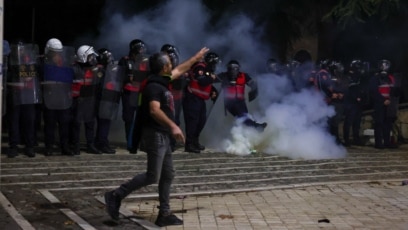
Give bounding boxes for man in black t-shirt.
[104,47,209,227]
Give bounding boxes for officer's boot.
[61,143,74,156]
[25,147,35,158]
[87,143,101,154]
[73,143,81,155]
[44,146,53,156]
[8,147,18,158]
[193,138,205,151]
[256,122,267,132]
[184,140,200,153]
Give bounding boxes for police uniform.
[182,61,215,153]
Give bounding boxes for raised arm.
[171,47,209,80]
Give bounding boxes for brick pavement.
[120,180,408,230]
[1,145,408,229]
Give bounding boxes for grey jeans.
[115,127,175,213]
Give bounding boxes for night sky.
[4,0,408,71]
[5,0,105,50]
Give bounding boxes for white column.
[0,0,4,155]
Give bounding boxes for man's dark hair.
[149,52,170,75]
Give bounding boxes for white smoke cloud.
[84,0,347,159]
[211,72,347,160]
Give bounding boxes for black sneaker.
[104,191,121,220]
[155,213,183,227]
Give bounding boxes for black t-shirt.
[139,75,174,133]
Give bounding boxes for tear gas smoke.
[207,71,347,160]
[83,0,346,159]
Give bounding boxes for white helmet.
[76,45,98,63]
[45,38,63,54]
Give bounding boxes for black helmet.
[266,58,279,73]
[378,59,391,72]
[318,58,331,70]
[227,59,240,69]
[289,59,301,70]
[160,44,179,55]
[160,44,179,67]
[349,59,362,73]
[226,60,240,81]
[348,59,362,83]
[129,39,146,55]
[204,52,220,72]
[204,52,220,65]
[97,48,114,66]
[328,60,344,77]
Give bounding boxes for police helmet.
[45,38,63,54]
[204,52,220,65]
[76,45,98,63]
[97,48,114,66]
[129,39,146,55]
[160,44,179,67]
[318,58,331,70]
[378,59,391,72]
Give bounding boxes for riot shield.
[128,70,148,107]
[99,64,124,120]
[42,46,75,110]
[8,43,41,105]
[76,66,102,122]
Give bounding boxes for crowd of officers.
[2,38,402,158]
[267,56,403,149]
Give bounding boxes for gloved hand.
[248,88,258,102]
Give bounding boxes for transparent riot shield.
[99,64,124,120]
[8,43,41,105]
[42,46,75,110]
[76,66,102,122]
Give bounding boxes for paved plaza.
[1,144,408,229]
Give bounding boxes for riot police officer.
[343,60,365,146]
[7,41,41,157]
[182,52,219,153]
[160,44,185,127]
[328,60,347,144]
[41,38,75,156]
[219,60,266,130]
[69,45,102,155]
[118,39,149,153]
[314,59,344,144]
[94,48,122,154]
[266,58,286,76]
[160,44,186,151]
[369,59,398,149]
